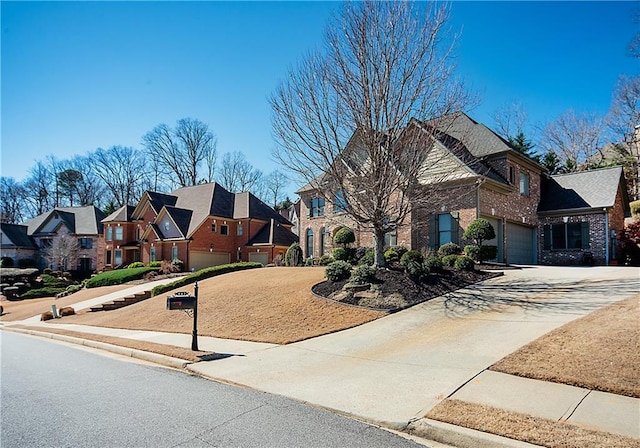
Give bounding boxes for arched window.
[306,229,314,258]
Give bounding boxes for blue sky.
[2,1,638,191]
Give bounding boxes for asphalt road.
[1,332,423,448]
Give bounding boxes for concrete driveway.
[188,266,640,428]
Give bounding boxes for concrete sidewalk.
[3,266,639,446]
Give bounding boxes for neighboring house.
[279,199,301,237]
[99,183,297,271]
[22,206,106,272]
[299,112,544,264]
[0,223,38,266]
[298,112,629,266]
[538,166,629,265]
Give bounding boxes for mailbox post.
[166,282,199,351]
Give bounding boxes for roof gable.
[102,205,135,223]
[538,166,626,213]
[247,219,298,247]
[23,206,105,236]
[233,192,292,225]
[0,223,37,249]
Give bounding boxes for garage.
[249,252,269,265]
[190,251,230,271]
[506,222,536,265]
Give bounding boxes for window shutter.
[428,214,437,250]
[543,225,551,250]
[581,222,590,249]
[450,212,459,244]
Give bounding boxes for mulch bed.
[312,267,501,311]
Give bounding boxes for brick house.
[21,206,106,272]
[538,166,629,265]
[99,183,297,271]
[0,223,38,266]
[297,112,629,266]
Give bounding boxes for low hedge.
[20,287,68,300]
[85,267,158,288]
[150,262,263,296]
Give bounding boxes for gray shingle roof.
[102,205,135,223]
[233,192,291,225]
[1,223,37,249]
[23,206,105,235]
[247,219,298,247]
[538,166,625,213]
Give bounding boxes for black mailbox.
[167,292,196,310]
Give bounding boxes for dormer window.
[164,221,170,231]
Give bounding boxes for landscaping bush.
[305,257,317,266]
[480,245,498,262]
[383,248,400,264]
[405,260,430,281]
[20,287,68,300]
[127,262,145,269]
[43,268,53,275]
[41,311,54,321]
[354,247,369,262]
[400,250,424,267]
[59,306,75,317]
[171,259,185,272]
[285,243,303,266]
[332,247,355,262]
[464,244,481,261]
[148,261,162,268]
[424,256,443,272]
[1,257,14,268]
[454,255,475,271]
[41,274,70,289]
[318,255,334,266]
[333,226,355,247]
[18,258,37,268]
[442,254,459,267]
[325,261,352,282]
[349,264,375,285]
[151,262,262,296]
[630,200,640,217]
[357,248,374,266]
[85,267,158,288]
[438,243,461,257]
[463,218,496,246]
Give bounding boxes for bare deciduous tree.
[45,232,79,271]
[218,151,263,193]
[263,170,289,208]
[93,145,149,207]
[24,160,56,217]
[143,118,217,188]
[0,177,27,223]
[270,0,471,266]
[539,109,605,172]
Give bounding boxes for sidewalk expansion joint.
[559,389,592,422]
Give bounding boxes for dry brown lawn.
[0,284,131,322]
[48,267,386,344]
[426,399,640,448]
[490,295,640,398]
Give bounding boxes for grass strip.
[490,295,640,398]
[426,399,640,448]
[10,324,211,363]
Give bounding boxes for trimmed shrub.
[442,254,459,267]
[463,218,496,246]
[357,248,375,266]
[43,268,53,275]
[171,259,185,272]
[41,311,54,321]
[20,287,68,300]
[354,247,369,262]
[454,255,475,271]
[127,262,145,269]
[333,227,355,247]
[85,267,158,288]
[400,250,423,267]
[285,243,303,266]
[66,284,82,294]
[383,248,400,264]
[480,245,498,262]
[318,255,334,266]
[325,261,352,282]
[333,247,355,262]
[438,243,461,257]
[305,257,317,266]
[151,262,262,296]
[1,257,14,268]
[148,261,162,268]
[464,245,481,261]
[59,306,75,317]
[405,260,430,281]
[424,256,443,272]
[349,265,375,285]
[630,200,640,217]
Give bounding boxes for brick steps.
[90,291,151,312]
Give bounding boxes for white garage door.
[506,223,535,265]
[249,252,269,265]
[190,251,230,271]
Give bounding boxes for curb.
[2,326,191,370]
[406,418,544,448]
